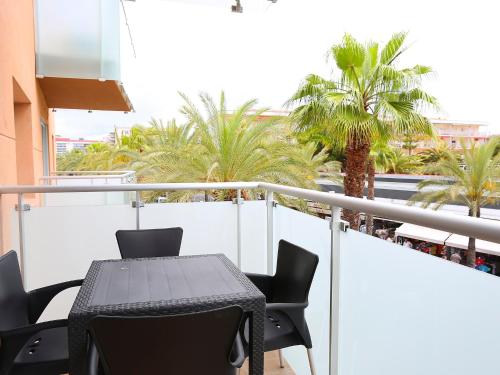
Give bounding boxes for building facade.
[425,119,488,149]
[0,0,132,252]
[55,137,100,155]
[394,119,489,152]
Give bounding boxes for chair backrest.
[115,227,183,259]
[271,240,319,304]
[88,306,243,375]
[0,251,29,331]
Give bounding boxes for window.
[41,121,50,175]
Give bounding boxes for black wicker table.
[68,254,265,375]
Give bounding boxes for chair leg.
[307,348,316,375]
[278,349,285,368]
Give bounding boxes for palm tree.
[137,92,339,202]
[409,139,500,267]
[56,149,85,171]
[364,139,421,234]
[75,143,116,171]
[117,125,150,153]
[383,149,422,174]
[365,138,393,234]
[419,139,452,164]
[287,32,437,229]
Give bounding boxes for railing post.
[16,193,28,280]
[266,190,274,275]
[235,189,243,269]
[329,206,343,375]
[135,191,141,230]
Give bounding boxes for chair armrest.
[0,319,68,366]
[229,332,246,368]
[266,302,308,312]
[0,319,68,339]
[0,319,68,340]
[28,279,83,323]
[244,273,273,300]
[266,302,313,348]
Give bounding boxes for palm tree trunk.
[343,138,370,230]
[466,207,480,268]
[365,156,375,235]
[467,236,476,268]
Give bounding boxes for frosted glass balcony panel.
[35,0,121,80]
[11,198,500,374]
[274,205,332,375]
[338,229,500,375]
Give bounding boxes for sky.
[55,0,500,139]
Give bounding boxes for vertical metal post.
[329,206,342,375]
[266,190,274,275]
[135,191,141,230]
[236,189,242,269]
[17,193,27,279]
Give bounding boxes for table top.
[89,254,247,306]
[70,253,263,315]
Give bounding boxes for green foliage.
[401,132,423,155]
[134,92,340,202]
[370,140,422,174]
[418,139,453,164]
[383,149,422,174]
[57,92,341,204]
[409,138,500,215]
[57,143,117,171]
[410,138,500,267]
[56,149,85,171]
[287,32,437,149]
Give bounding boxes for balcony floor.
[60,351,295,375]
[240,351,296,375]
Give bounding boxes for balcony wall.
[34,0,132,111]
[35,0,120,80]
[9,199,500,375]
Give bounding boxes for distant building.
[396,119,489,152]
[429,119,489,149]
[55,137,100,155]
[106,126,132,145]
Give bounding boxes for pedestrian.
[450,252,461,264]
[403,239,413,248]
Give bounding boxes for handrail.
[40,175,133,180]
[48,170,135,176]
[1,181,499,243]
[41,171,136,180]
[260,183,500,244]
[0,182,260,194]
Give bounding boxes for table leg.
[248,301,265,375]
[68,316,88,375]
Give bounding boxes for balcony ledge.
[38,77,133,111]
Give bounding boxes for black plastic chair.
[0,250,83,375]
[87,306,245,375]
[115,227,183,259]
[243,240,319,375]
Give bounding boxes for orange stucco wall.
[0,0,55,253]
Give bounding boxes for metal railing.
[1,180,500,375]
[3,181,498,242]
[39,170,136,185]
